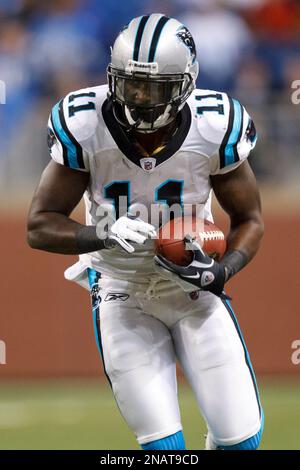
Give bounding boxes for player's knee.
[217,426,263,450]
[141,431,186,450]
[207,411,264,451]
[219,410,264,450]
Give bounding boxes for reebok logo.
[104,293,129,302]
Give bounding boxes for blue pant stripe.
[87,268,112,388]
[92,309,102,357]
[222,299,262,418]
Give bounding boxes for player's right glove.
[154,235,226,297]
[103,215,157,254]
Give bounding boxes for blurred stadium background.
[0,0,300,450]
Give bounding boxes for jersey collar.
[101,99,192,170]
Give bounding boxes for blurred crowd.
[0,0,300,191]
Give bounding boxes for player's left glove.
[154,235,226,297]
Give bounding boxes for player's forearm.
[221,216,264,282]
[27,212,105,254]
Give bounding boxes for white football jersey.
[48,85,257,281]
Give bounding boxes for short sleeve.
[209,99,257,175]
[47,97,90,172]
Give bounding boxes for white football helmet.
[107,13,199,133]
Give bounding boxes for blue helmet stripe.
[133,15,150,61]
[148,16,170,62]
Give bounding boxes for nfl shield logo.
[140,158,156,172]
[145,161,153,170]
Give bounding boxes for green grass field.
[0,378,299,450]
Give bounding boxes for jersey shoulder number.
[47,85,107,171]
[190,89,257,174]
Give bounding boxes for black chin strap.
[111,101,134,132]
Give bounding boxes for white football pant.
[89,272,262,447]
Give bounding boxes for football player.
[27,14,264,450]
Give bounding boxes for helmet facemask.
[107,65,194,133]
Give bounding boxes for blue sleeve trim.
[222,298,262,419]
[51,100,85,169]
[219,97,244,169]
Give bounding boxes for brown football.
[155,216,226,266]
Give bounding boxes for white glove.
[104,215,157,253]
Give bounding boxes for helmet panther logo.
[176,27,196,62]
[47,127,57,153]
[91,284,101,309]
[246,119,257,144]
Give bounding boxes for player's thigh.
[94,277,182,444]
[171,295,262,446]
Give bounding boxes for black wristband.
[220,249,248,281]
[75,225,106,253]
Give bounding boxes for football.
[155,216,226,266]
